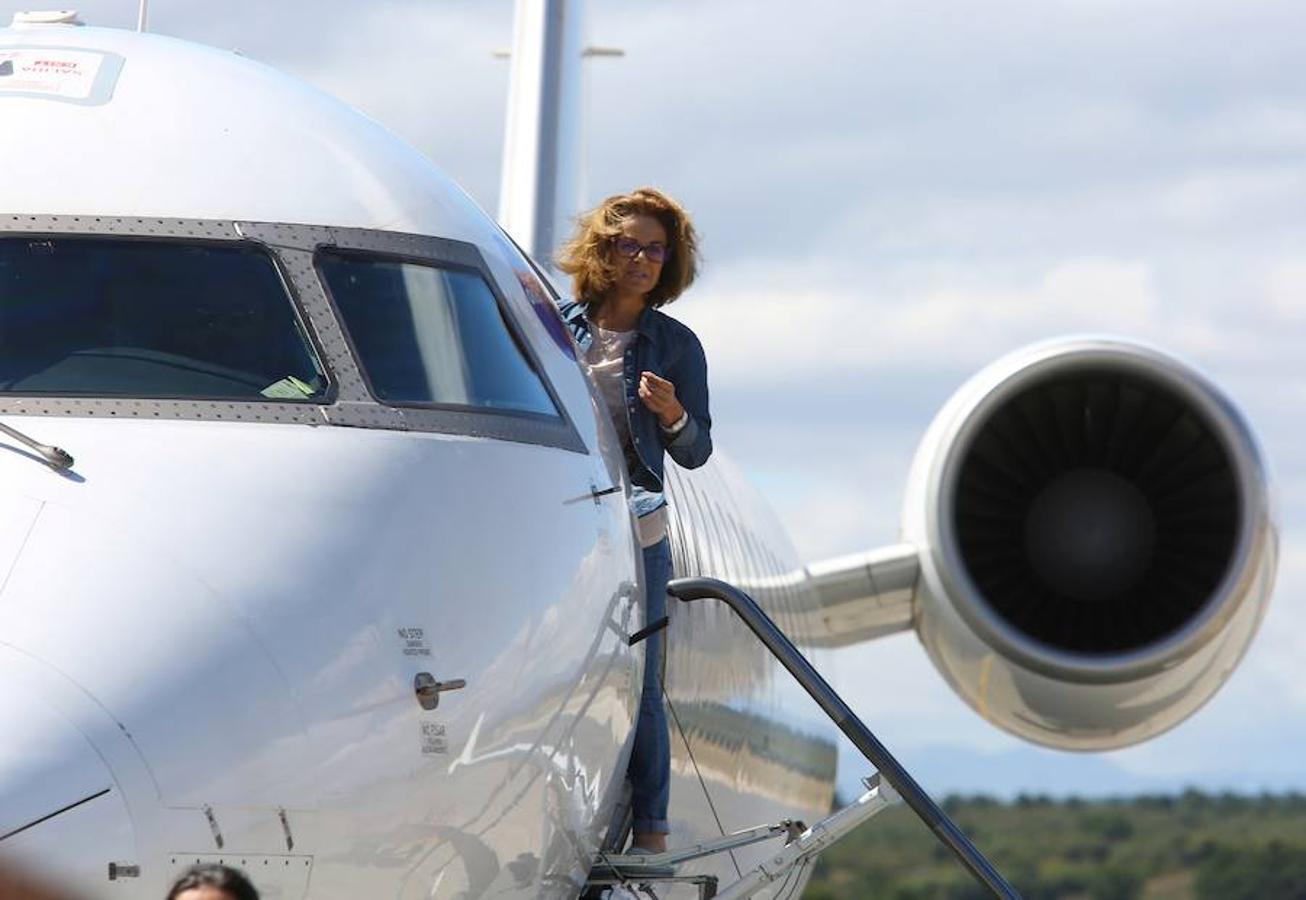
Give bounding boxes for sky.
[15,0,1304,799]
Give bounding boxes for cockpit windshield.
[318,250,558,416]
[0,237,326,400]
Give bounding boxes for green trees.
[1194,841,1306,900]
[803,792,1306,899]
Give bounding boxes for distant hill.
[803,791,1306,899]
[836,743,1306,802]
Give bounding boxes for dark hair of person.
[556,186,700,308]
[166,864,260,900]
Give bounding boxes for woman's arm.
[657,336,713,470]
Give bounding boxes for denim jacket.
[559,300,713,515]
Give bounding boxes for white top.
[583,323,636,450]
[582,323,667,547]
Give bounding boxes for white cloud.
[1266,259,1306,319]
[1157,167,1306,230]
[679,257,1162,386]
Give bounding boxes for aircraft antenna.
[136,0,148,32]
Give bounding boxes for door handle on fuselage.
[414,673,466,711]
[563,483,622,506]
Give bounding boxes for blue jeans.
[628,537,671,835]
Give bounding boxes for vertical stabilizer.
[498,0,587,270]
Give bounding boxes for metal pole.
[668,576,1021,900]
[137,0,149,32]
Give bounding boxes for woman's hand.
[639,371,685,428]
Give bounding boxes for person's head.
[556,187,699,308]
[166,864,259,900]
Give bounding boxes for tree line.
[803,790,1306,899]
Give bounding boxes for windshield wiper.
[0,421,74,470]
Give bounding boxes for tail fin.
[498,1,622,271]
[498,0,587,269]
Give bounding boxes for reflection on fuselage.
[660,457,838,885]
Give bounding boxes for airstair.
[584,577,1020,900]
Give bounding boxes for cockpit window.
[0,238,327,400]
[317,250,559,417]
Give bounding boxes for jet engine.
[901,338,1277,750]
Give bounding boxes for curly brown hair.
[556,187,700,308]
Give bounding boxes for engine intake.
[953,371,1238,656]
[902,338,1276,749]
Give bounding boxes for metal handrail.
[668,576,1021,900]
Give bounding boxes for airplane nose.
[0,688,135,892]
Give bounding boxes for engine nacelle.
[903,337,1277,750]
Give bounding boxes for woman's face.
[610,213,668,301]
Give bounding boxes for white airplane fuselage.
[0,22,836,899]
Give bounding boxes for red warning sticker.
[0,49,109,101]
